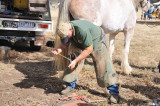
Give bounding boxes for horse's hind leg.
[122,29,134,75]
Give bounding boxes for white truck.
[0,0,53,51]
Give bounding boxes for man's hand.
[68,45,93,70]
[68,60,77,70]
[51,43,69,55]
[51,48,62,55]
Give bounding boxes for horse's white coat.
[60,0,148,74]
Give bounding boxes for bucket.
[0,46,11,60]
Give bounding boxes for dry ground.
[0,7,160,106]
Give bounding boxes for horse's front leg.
[109,34,117,60]
[122,29,134,75]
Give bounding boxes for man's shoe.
[109,94,120,104]
[61,87,74,95]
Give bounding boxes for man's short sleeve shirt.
[69,20,102,50]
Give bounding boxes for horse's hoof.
[153,68,160,73]
[123,66,132,75]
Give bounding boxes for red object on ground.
[56,94,90,106]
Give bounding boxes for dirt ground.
[0,6,160,106]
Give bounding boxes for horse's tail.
[54,0,71,71]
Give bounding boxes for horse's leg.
[122,29,134,75]
[109,33,117,60]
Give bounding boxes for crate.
[13,0,28,10]
[28,0,48,12]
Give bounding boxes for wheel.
[30,41,41,51]
[46,41,55,47]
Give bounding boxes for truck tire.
[30,41,41,51]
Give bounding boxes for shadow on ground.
[13,61,65,94]
[13,59,160,105]
[13,61,126,104]
[122,84,160,100]
[125,98,152,105]
[113,59,156,71]
[154,77,160,84]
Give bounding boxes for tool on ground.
[56,95,90,106]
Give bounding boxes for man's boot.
[107,84,120,104]
[109,94,120,104]
[61,79,77,95]
[61,87,74,95]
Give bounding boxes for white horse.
[56,0,148,75]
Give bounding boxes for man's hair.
[57,22,70,38]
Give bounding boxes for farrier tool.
[58,53,72,62]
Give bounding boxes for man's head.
[57,22,72,44]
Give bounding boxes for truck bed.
[0,14,42,20]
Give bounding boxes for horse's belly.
[102,23,124,33]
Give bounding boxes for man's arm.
[68,45,93,69]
